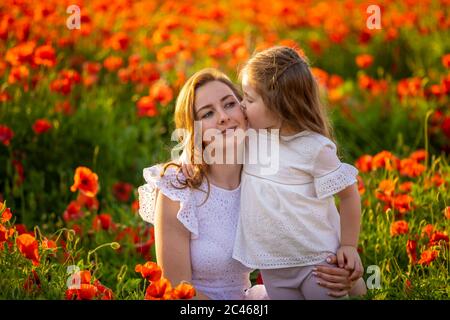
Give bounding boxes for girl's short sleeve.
[312,142,358,199]
[137,164,199,239]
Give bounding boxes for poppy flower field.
[0,0,449,300]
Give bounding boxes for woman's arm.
[154,190,211,300]
[314,256,367,298]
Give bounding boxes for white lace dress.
[138,165,268,300]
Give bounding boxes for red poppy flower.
[355,155,372,173]
[8,65,29,84]
[399,182,413,193]
[32,119,52,135]
[442,116,450,139]
[399,159,425,178]
[1,206,12,223]
[16,234,40,266]
[355,54,374,69]
[418,249,438,266]
[41,237,57,254]
[424,173,445,189]
[409,150,427,162]
[131,200,139,214]
[375,179,396,202]
[390,220,409,236]
[83,62,102,74]
[67,270,91,290]
[71,224,83,236]
[112,182,134,202]
[442,53,450,68]
[372,151,399,171]
[92,213,115,231]
[54,100,73,116]
[0,224,14,243]
[428,231,449,247]
[63,201,84,222]
[172,282,196,299]
[33,44,56,67]
[5,41,36,66]
[135,261,162,282]
[0,125,14,146]
[392,194,414,214]
[150,82,173,106]
[115,226,139,244]
[136,96,158,118]
[60,69,81,84]
[135,239,154,261]
[421,224,434,239]
[50,78,71,95]
[15,224,29,235]
[93,279,114,300]
[397,77,423,100]
[66,284,98,300]
[70,166,99,197]
[145,277,172,300]
[107,32,130,51]
[76,193,99,211]
[0,90,11,102]
[103,56,123,71]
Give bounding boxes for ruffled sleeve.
[137,164,199,239]
[312,142,358,199]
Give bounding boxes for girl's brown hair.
[240,46,334,141]
[161,68,243,198]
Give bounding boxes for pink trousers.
[260,261,348,300]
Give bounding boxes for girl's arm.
[337,183,361,248]
[336,183,364,280]
[154,191,211,300]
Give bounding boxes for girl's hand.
[336,246,364,281]
[314,255,354,297]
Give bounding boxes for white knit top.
[232,131,358,269]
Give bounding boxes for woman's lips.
[221,126,238,134]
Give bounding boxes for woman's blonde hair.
[162,68,243,198]
[240,46,334,141]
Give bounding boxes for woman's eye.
[225,102,236,108]
[202,111,213,119]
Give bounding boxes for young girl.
[231,46,365,299]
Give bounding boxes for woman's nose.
[217,108,230,124]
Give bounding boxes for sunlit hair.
[162,68,243,200]
[240,46,334,142]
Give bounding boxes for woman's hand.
[313,255,355,297]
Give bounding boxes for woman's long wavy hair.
[161,68,243,200]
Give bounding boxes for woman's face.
[194,80,247,163]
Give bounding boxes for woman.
[138,68,362,300]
